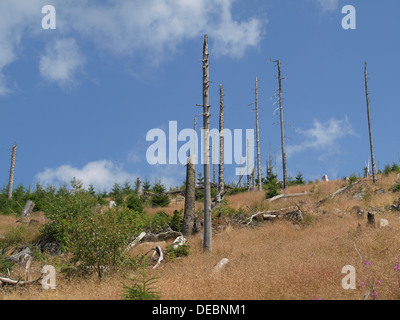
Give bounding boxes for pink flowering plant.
[360,260,381,300]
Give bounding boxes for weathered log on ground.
[0,275,42,286]
[244,207,296,224]
[126,232,146,251]
[267,192,310,203]
[171,236,187,250]
[244,206,303,224]
[141,231,182,243]
[5,247,33,265]
[144,246,164,269]
[318,180,363,206]
[213,258,229,273]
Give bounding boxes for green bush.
[126,193,144,213]
[147,211,171,233]
[40,179,99,252]
[166,244,191,262]
[170,210,183,232]
[0,256,14,274]
[384,164,392,176]
[263,159,280,199]
[348,173,358,184]
[150,182,170,208]
[212,199,237,218]
[392,163,400,173]
[68,207,144,279]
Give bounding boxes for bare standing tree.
[136,177,143,197]
[247,139,251,191]
[272,59,288,189]
[201,34,212,252]
[7,142,17,200]
[364,62,377,184]
[217,84,225,204]
[255,77,262,191]
[182,155,196,236]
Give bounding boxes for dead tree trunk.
[194,117,197,186]
[217,84,225,203]
[202,34,212,252]
[182,155,196,236]
[255,77,262,191]
[247,139,251,192]
[367,212,376,228]
[273,60,287,189]
[136,177,143,197]
[7,143,17,200]
[364,62,377,184]
[213,132,216,185]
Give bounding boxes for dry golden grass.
[2,174,400,300]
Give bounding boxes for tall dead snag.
[136,177,143,197]
[364,62,377,184]
[7,142,17,200]
[213,132,216,185]
[201,34,212,252]
[272,60,287,189]
[255,77,262,191]
[194,117,198,185]
[182,155,196,236]
[247,139,251,191]
[217,84,225,204]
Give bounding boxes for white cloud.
[39,38,85,89]
[60,0,264,60]
[212,1,264,58]
[36,160,137,191]
[0,0,47,95]
[0,0,266,94]
[287,116,356,159]
[316,0,339,12]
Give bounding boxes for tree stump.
[367,212,376,228]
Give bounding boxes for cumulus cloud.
[287,116,356,159]
[316,0,339,12]
[0,0,47,95]
[39,38,85,89]
[59,0,264,60]
[36,160,137,191]
[0,0,265,94]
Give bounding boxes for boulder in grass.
[378,218,389,228]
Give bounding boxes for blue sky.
[1,0,399,191]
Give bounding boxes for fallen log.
[244,206,303,224]
[126,232,146,251]
[144,246,164,269]
[0,275,42,286]
[318,180,362,205]
[267,192,310,203]
[6,247,33,265]
[171,236,187,250]
[244,207,297,225]
[213,258,229,273]
[142,231,182,243]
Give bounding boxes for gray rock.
[353,192,365,199]
[378,218,389,228]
